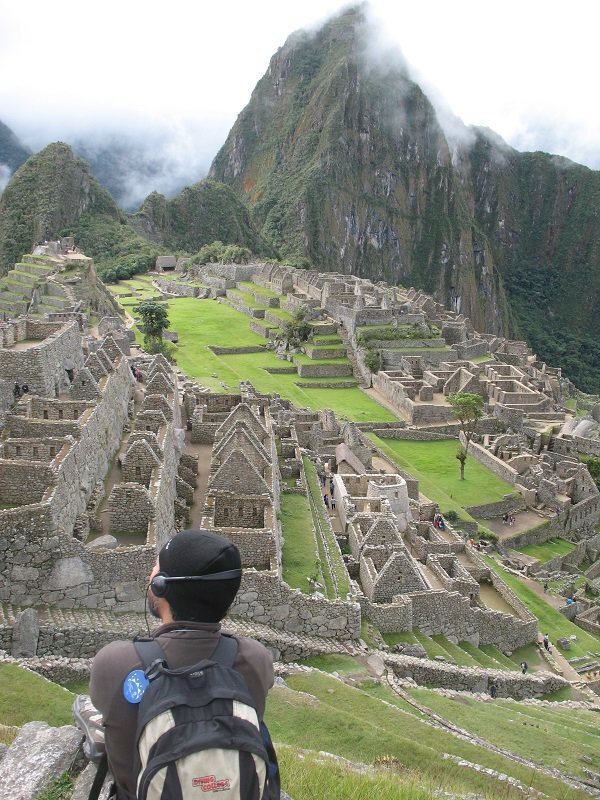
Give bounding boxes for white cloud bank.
[0,0,597,204]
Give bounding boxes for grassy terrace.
[264,307,293,322]
[227,288,266,309]
[518,537,577,561]
[485,556,600,658]
[368,436,514,518]
[280,492,319,593]
[293,353,351,366]
[303,456,350,598]
[265,670,589,799]
[382,630,536,672]
[238,281,282,299]
[118,295,396,422]
[0,663,75,739]
[406,687,600,781]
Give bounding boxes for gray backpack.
[132,634,279,800]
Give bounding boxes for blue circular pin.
[123,669,150,704]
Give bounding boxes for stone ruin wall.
[0,354,169,610]
[385,654,568,698]
[0,320,83,396]
[230,571,361,640]
[357,580,537,651]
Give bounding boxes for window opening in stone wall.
[135,466,141,477]
[32,447,38,458]
[43,410,48,419]
[58,409,63,420]
[223,507,229,519]
[49,447,55,457]
[73,409,78,419]
[15,446,21,456]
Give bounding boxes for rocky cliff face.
[210,7,600,392]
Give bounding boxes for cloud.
[0,0,597,210]
[0,164,12,192]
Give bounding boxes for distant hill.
[130,180,275,257]
[210,6,600,392]
[0,120,30,183]
[0,144,273,281]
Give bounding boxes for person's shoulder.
[91,639,138,672]
[225,632,274,676]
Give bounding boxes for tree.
[136,300,170,353]
[281,308,311,348]
[447,392,484,480]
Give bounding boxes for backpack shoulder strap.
[133,638,168,674]
[211,633,238,668]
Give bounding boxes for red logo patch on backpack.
[193,774,231,792]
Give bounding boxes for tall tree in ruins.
[136,300,170,356]
[447,393,484,480]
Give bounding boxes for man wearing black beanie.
[90,530,274,800]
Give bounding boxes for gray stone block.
[0,722,83,800]
[11,608,39,657]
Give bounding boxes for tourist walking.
[331,497,336,511]
[489,682,498,699]
[543,633,551,652]
[324,494,329,508]
[520,661,528,674]
[12,381,21,400]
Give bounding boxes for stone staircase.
[0,255,70,318]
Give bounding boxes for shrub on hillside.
[192,240,252,265]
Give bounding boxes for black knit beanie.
[158,529,242,622]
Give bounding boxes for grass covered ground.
[280,492,318,593]
[265,669,589,799]
[407,687,600,781]
[518,537,577,561]
[303,457,350,598]
[141,296,397,422]
[0,664,74,738]
[485,556,600,658]
[368,436,514,513]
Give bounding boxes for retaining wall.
[385,654,568,698]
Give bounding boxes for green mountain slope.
[130,180,274,256]
[0,146,272,281]
[210,6,600,392]
[0,142,131,272]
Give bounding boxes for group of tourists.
[432,513,445,531]
[12,381,29,400]
[502,512,516,526]
[320,471,337,513]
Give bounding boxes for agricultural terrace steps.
[382,668,600,795]
[3,604,589,698]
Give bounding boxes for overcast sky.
[1,0,598,175]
